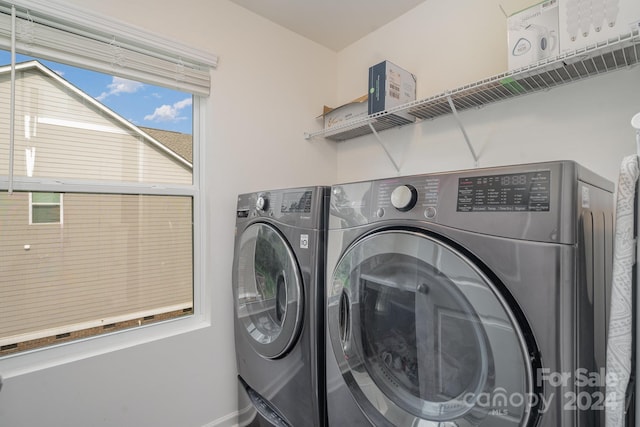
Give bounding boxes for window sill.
[0,312,210,378]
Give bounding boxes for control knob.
[391,185,418,211]
[256,195,269,212]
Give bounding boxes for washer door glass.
[235,223,303,359]
[328,230,535,426]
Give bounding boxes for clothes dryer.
[233,186,328,427]
[325,161,613,426]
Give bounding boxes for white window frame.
[0,0,214,377]
[29,192,63,225]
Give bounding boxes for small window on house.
[30,192,62,224]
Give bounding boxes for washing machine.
[233,186,329,427]
[325,161,613,427]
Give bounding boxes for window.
[30,192,62,224]
[0,0,216,358]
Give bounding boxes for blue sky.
[0,51,193,135]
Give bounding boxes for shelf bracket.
[368,122,401,173]
[446,95,479,167]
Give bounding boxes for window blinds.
[0,0,216,96]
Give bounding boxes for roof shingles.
[139,127,193,163]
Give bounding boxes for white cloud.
[144,97,192,122]
[97,77,144,101]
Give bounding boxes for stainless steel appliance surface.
[325,161,613,427]
[233,186,329,427]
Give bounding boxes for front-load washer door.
[328,230,537,426]
[235,222,303,359]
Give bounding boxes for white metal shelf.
[305,30,640,143]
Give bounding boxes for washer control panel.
[236,187,323,230]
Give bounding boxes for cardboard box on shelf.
[559,0,640,54]
[368,60,416,123]
[507,0,560,71]
[320,95,369,131]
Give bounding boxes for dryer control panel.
[456,170,551,212]
[329,161,614,244]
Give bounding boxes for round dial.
[632,112,640,130]
[390,185,418,211]
[256,195,269,211]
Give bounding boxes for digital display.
[457,170,550,212]
[281,191,313,213]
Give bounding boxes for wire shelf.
[321,113,413,142]
[305,30,640,141]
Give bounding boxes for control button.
[424,207,437,219]
[256,195,269,212]
[376,208,385,218]
[391,185,418,211]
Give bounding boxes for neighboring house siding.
[0,192,193,345]
[0,68,191,184]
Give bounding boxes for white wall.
[334,0,640,184]
[0,1,337,427]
